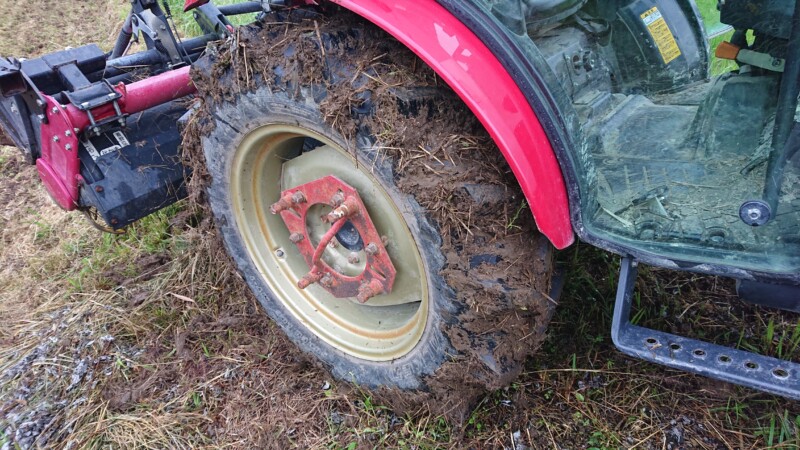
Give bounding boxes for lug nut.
[291,191,307,204]
[357,279,385,303]
[365,243,379,256]
[330,190,345,207]
[275,249,285,258]
[52,136,60,143]
[348,252,360,264]
[289,232,305,244]
[320,273,335,289]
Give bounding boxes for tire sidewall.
[202,87,457,389]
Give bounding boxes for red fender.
[331,0,575,249]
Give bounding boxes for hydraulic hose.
[217,2,264,16]
[110,12,134,59]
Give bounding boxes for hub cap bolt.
[289,232,305,244]
[348,252,360,264]
[365,243,379,256]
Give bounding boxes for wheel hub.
[270,175,397,303]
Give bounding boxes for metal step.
[612,257,800,400]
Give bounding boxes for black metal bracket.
[736,278,800,313]
[612,257,800,399]
[194,3,235,38]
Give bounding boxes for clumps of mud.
[182,9,555,421]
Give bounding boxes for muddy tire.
[193,14,555,414]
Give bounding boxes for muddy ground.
[0,1,798,449]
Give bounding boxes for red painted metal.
[311,218,348,267]
[272,175,397,303]
[62,66,195,132]
[183,0,210,12]
[117,66,196,114]
[330,0,575,249]
[38,66,196,210]
[37,96,82,210]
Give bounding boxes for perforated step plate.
[612,257,800,399]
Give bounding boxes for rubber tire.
[195,15,556,404]
[202,87,454,389]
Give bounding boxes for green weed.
[164,0,258,37]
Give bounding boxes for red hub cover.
[271,175,396,303]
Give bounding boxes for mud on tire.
[189,11,556,416]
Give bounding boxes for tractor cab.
[471,0,800,398]
[488,0,800,279]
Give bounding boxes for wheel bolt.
[348,252,360,264]
[291,191,307,204]
[271,191,305,214]
[289,232,305,244]
[357,279,385,303]
[365,243,379,256]
[330,190,345,207]
[298,271,323,289]
[320,273,335,289]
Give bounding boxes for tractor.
[0,0,797,407]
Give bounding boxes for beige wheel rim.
[230,124,429,361]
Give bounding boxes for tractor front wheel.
[194,13,556,415]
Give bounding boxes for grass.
[1,0,799,448]
[540,244,800,447]
[165,0,258,36]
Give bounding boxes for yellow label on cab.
[641,7,682,64]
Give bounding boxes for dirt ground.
[0,1,798,449]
